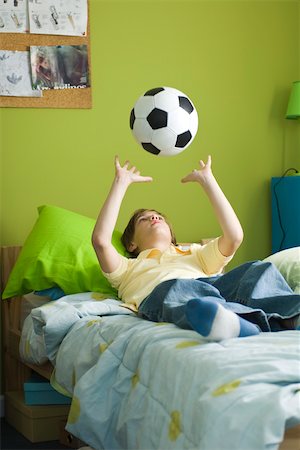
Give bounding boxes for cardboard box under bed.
[5,390,70,442]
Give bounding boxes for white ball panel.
[152,128,177,152]
[189,110,199,136]
[133,119,153,142]
[159,145,186,157]
[163,86,186,97]
[134,96,155,118]
[168,108,190,134]
[154,91,179,112]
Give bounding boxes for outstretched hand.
[181,155,213,185]
[115,155,153,185]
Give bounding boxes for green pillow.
[2,205,127,299]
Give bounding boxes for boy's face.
[129,210,172,253]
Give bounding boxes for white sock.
[186,298,260,341]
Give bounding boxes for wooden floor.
[1,419,69,450]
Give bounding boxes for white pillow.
[263,247,300,294]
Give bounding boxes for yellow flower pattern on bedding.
[168,410,181,441]
[91,292,111,300]
[68,395,81,424]
[99,342,108,353]
[86,319,101,327]
[132,370,140,388]
[25,339,31,356]
[212,379,241,396]
[176,340,201,349]
[72,369,76,388]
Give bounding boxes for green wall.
[1,0,300,270]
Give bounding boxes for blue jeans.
[138,261,300,332]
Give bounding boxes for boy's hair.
[121,208,177,257]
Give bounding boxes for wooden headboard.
[1,246,53,392]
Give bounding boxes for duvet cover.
[20,292,300,450]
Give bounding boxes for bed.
[1,205,300,450]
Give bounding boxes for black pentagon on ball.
[144,87,165,96]
[147,108,168,129]
[175,130,192,148]
[179,96,194,114]
[142,143,161,155]
[129,109,135,130]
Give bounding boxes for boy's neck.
[138,240,172,254]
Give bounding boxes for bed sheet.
[20,293,300,450]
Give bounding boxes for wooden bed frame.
[1,245,299,450]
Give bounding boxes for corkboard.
[0,5,91,109]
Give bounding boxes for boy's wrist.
[197,172,216,188]
[113,176,131,189]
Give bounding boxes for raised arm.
[181,155,243,257]
[92,156,153,273]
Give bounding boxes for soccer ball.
[129,86,198,157]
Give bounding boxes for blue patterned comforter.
[20,293,300,450]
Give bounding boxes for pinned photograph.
[30,45,89,90]
[0,50,42,97]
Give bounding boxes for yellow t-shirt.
[103,237,233,310]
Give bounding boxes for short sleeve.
[192,238,234,275]
[102,255,130,290]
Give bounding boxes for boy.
[92,155,300,340]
